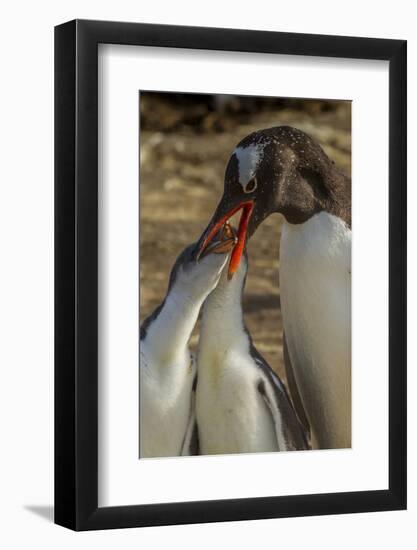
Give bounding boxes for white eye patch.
[234,144,264,193]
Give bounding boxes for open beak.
[196,199,254,279]
[198,222,238,259]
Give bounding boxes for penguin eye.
[244,177,257,194]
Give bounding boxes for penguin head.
[213,243,249,297]
[168,223,237,301]
[195,126,342,279]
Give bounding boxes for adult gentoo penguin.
[196,126,351,450]
[140,227,236,458]
[196,227,308,455]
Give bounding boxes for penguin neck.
[279,168,351,228]
[199,269,249,359]
[142,282,205,365]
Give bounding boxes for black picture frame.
[55,19,407,531]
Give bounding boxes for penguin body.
[196,253,308,455]
[280,212,351,448]
[196,126,351,449]
[140,236,234,458]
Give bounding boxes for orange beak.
[197,200,254,279]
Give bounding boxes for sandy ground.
[140,97,351,383]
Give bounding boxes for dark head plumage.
[197,126,351,278]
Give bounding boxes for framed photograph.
[55,19,406,530]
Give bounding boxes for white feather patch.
[280,212,352,449]
[235,144,264,188]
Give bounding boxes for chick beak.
[198,222,237,259]
[196,200,254,279]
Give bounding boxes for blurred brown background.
[140,92,351,383]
